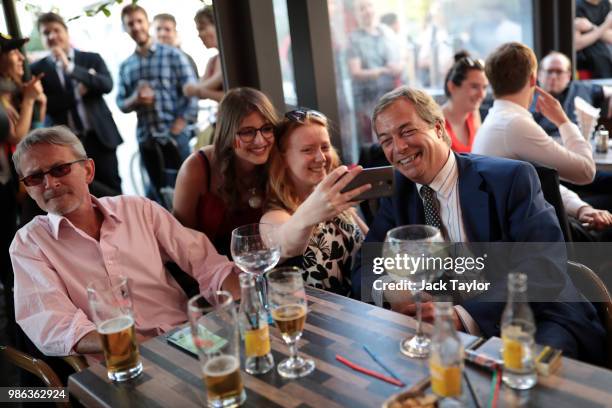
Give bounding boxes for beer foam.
[203,355,239,377]
[98,315,134,334]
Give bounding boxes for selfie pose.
[261,109,369,295]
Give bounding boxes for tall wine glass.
[231,223,281,312]
[266,266,315,379]
[384,225,444,358]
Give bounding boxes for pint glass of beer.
[188,291,246,408]
[87,276,143,381]
[266,267,315,379]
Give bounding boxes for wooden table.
[69,287,612,407]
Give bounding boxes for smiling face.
[283,123,334,189]
[40,21,70,52]
[123,10,150,46]
[375,98,449,185]
[0,48,25,82]
[153,19,177,46]
[19,143,94,216]
[196,19,217,49]
[233,111,275,166]
[448,69,488,112]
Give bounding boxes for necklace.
[248,187,262,209]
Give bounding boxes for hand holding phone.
[340,165,394,201]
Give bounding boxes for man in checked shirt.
[116,4,198,183]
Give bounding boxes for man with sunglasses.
[9,126,239,357]
[352,85,605,364]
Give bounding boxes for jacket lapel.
[456,154,490,242]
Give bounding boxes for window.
[328,0,533,162]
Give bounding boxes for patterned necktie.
[420,185,445,236]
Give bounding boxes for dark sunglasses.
[459,57,484,69]
[285,108,327,123]
[235,124,275,143]
[20,158,88,187]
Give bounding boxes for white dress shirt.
[53,48,90,131]
[473,99,594,217]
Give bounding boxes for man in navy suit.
[352,86,604,363]
[31,12,122,196]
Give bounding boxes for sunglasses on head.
[457,56,484,70]
[285,108,327,123]
[20,158,87,187]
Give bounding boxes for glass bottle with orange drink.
[238,273,274,374]
[429,300,464,405]
[501,271,537,390]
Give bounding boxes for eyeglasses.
[285,108,327,123]
[236,124,275,143]
[542,68,568,76]
[20,159,87,187]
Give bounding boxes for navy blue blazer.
[31,50,123,149]
[353,153,605,363]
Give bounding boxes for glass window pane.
[329,0,533,163]
[272,0,298,106]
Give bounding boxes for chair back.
[567,260,612,369]
[532,163,572,242]
[0,344,66,388]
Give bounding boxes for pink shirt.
[10,195,236,356]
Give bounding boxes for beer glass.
[188,292,246,408]
[266,267,315,379]
[87,275,143,381]
[384,225,444,358]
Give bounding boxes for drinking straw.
[362,344,402,383]
[335,354,405,387]
[488,370,497,408]
[492,369,501,408]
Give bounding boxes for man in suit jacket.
[31,12,122,196]
[352,86,604,363]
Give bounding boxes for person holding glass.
[261,109,369,296]
[352,86,605,363]
[9,126,240,358]
[441,51,488,153]
[173,87,279,256]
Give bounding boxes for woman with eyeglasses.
[261,109,370,296]
[173,87,279,255]
[441,51,488,153]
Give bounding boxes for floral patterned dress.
[283,214,364,296]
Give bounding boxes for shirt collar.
[137,41,157,56]
[416,150,457,200]
[492,99,531,118]
[47,195,122,240]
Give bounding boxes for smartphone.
[340,166,394,201]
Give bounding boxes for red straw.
[492,369,502,408]
[335,354,405,387]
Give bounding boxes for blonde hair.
[267,112,341,213]
[372,86,451,146]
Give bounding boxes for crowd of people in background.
[1,1,612,372]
